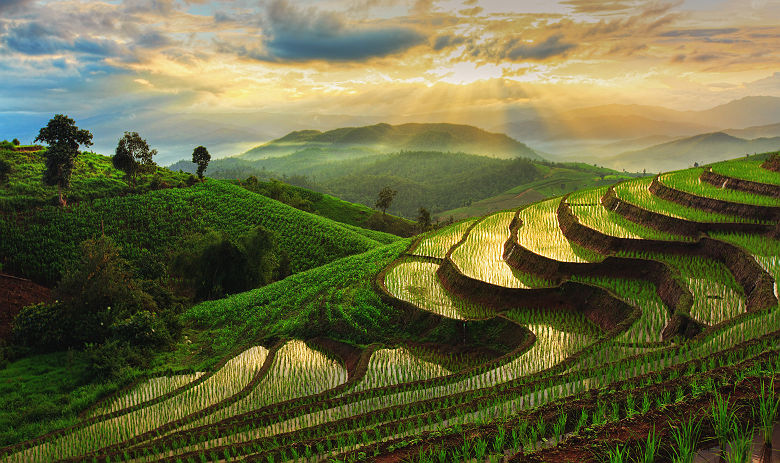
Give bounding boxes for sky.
[1,0,779,162]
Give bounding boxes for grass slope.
[440,163,635,219]
[0,180,388,285]
[0,147,191,211]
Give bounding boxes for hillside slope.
[172,151,626,218]
[0,179,393,285]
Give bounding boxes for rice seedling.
[724,421,754,463]
[450,211,553,288]
[710,158,780,186]
[514,198,605,263]
[638,426,660,463]
[756,381,779,446]
[711,389,737,456]
[614,177,756,223]
[668,415,702,463]
[660,169,779,207]
[411,219,476,259]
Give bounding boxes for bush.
[172,226,279,300]
[12,303,69,351]
[0,140,14,150]
[11,139,20,146]
[110,311,171,348]
[0,158,10,184]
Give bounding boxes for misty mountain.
[723,122,780,140]
[497,96,780,143]
[606,132,780,172]
[239,123,542,161]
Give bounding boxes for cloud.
[2,21,128,57]
[502,35,576,61]
[239,0,426,62]
[661,28,739,37]
[0,0,33,14]
[432,34,465,51]
[561,0,638,14]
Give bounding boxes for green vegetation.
[1,151,779,462]
[236,177,414,238]
[0,179,387,285]
[173,150,631,218]
[710,157,780,185]
[0,146,191,211]
[660,168,779,206]
[185,239,411,349]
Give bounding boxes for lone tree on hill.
[34,114,93,207]
[191,145,210,181]
[113,131,158,189]
[375,186,397,216]
[12,138,20,146]
[417,206,431,232]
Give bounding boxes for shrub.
[12,303,69,351]
[172,226,279,300]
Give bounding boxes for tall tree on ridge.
[34,114,93,207]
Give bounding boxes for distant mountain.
[239,123,542,161]
[723,122,780,140]
[498,96,780,143]
[500,115,712,142]
[606,132,780,172]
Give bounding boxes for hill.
[0,149,399,285]
[438,163,636,219]
[0,145,192,211]
[238,122,542,161]
[607,132,780,172]
[172,151,627,219]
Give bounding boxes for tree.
[113,131,158,189]
[34,114,93,206]
[417,207,431,232]
[191,146,211,181]
[12,138,20,146]
[375,186,397,216]
[0,159,10,184]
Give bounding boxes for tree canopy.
[113,131,157,189]
[34,114,93,206]
[375,186,397,215]
[192,146,211,181]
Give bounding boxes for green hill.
[0,155,399,285]
[172,151,627,218]
[0,146,192,211]
[239,122,542,161]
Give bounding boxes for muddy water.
[695,423,779,463]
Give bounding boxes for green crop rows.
[2,154,778,462]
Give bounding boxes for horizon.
[1,0,779,163]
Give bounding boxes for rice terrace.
[1,0,780,462]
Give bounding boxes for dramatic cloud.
[502,35,576,61]
[255,0,426,62]
[0,0,778,162]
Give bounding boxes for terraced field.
[2,154,779,462]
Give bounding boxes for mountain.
[724,122,780,140]
[500,114,713,142]
[498,96,780,143]
[239,123,542,161]
[606,132,780,172]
